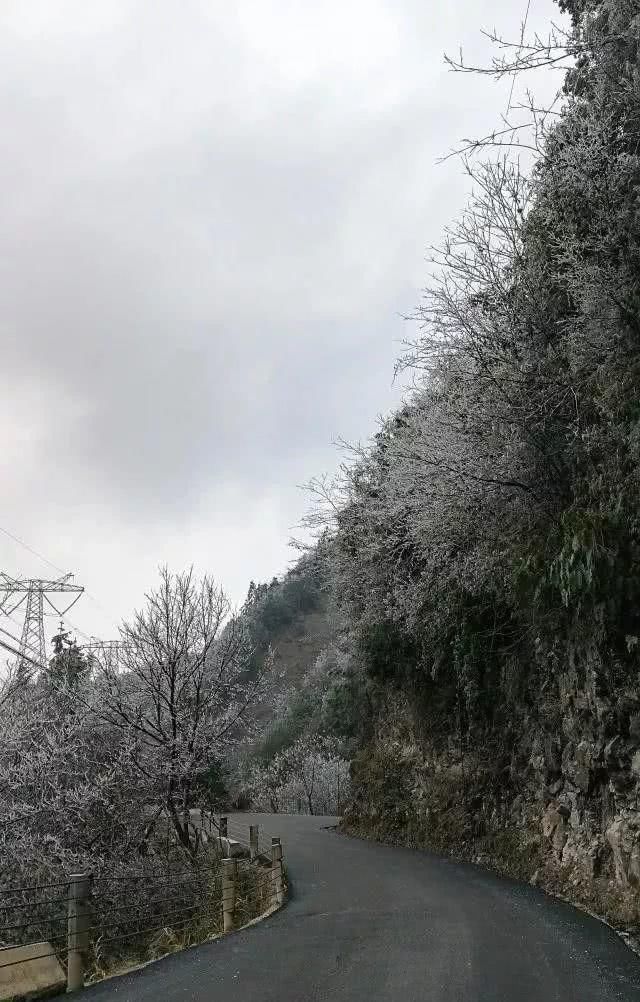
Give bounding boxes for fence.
[0,816,285,996]
[249,795,346,816]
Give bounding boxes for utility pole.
[0,573,84,679]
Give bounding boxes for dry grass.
[86,858,276,985]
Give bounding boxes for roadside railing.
[0,816,285,996]
[199,812,286,929]
[248,796,345,816]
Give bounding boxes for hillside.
[229,552,361,814]
[305,0,640,943]
[242,552,335,703]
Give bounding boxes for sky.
[0,0,563,650]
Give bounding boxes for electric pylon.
[81,639,122,672]
[0,573,84,675]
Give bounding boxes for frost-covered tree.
[246,735,350,815]
[94,568,272,854]
[306,0,640,727]
[0,567,276,965]
[0,672,164,962]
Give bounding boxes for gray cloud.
[0,0,562,638]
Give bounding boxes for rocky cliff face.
[344,675,640,941]
[532,670,640,930]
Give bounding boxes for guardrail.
[246,797,345,816]
[0,816,285,997]
[199,812,286,929]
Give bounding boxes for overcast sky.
[0,0,562,648]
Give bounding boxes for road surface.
[64,813,640,1001]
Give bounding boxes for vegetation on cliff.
[304,0,640,936]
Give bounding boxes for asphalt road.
[65,813,640,1001]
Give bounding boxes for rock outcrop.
[344,677,640,938]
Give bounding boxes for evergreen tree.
[47,622,89,689]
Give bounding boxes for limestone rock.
[609,771,635,795]
[604,735,623,767]
[542,804,563,839]
[552,821,569,855]
[542,802,569,857]
[563,739,593,793]
[605,815,640,886]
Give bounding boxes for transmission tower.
[81,639,123,672]
[0,573,84,675]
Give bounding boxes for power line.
[0,521,119,632]
[1,606,72,668]
[58,615,93,645]
[0,525,67,576]
[43,591,83,620]
[0,623,44,664]
[0,635,45,674]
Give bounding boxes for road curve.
[64,813,640,1001]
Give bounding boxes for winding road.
[66,813,640,1001]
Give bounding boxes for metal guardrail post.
[67,872,91,992]
[249,825,258,860]
[271,837,284,907]
[222,858,237,932]
[219,816,228,838]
